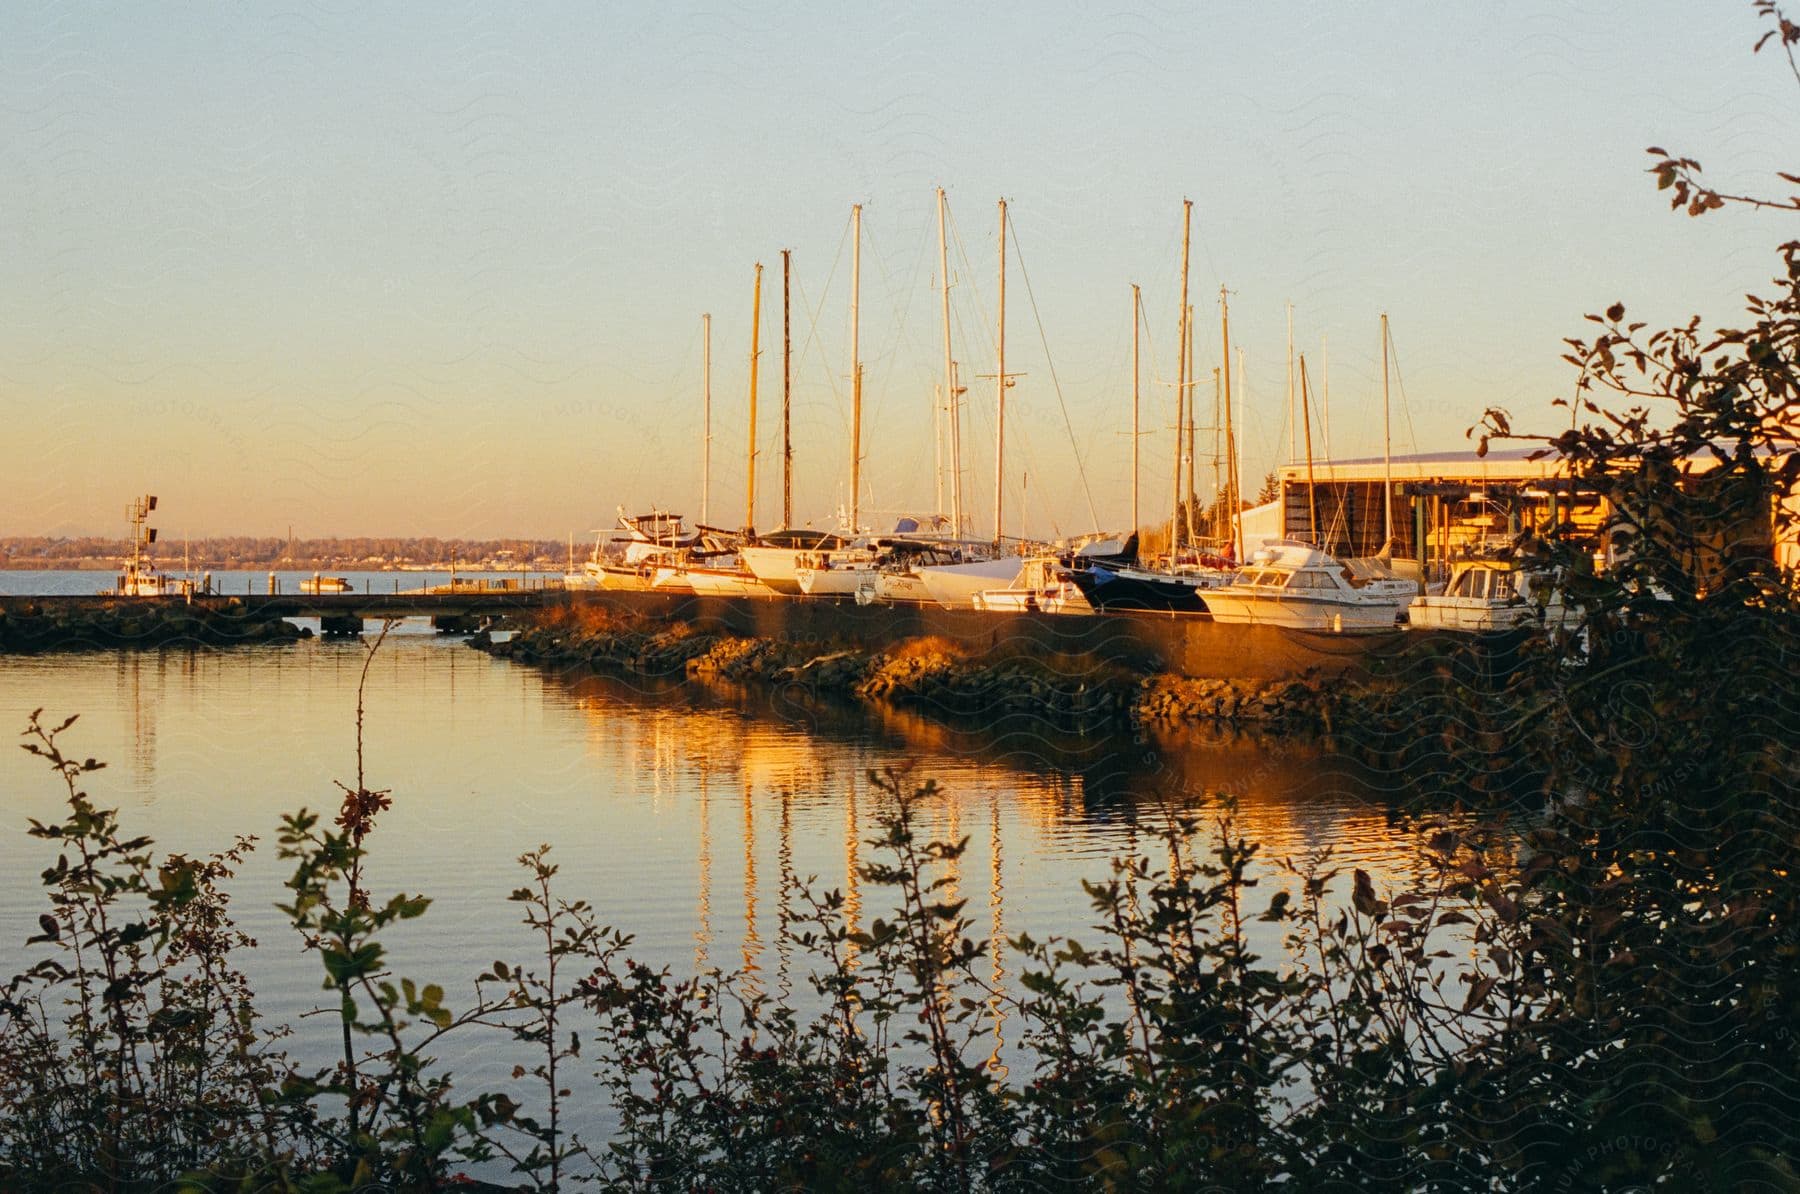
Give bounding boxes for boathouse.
[1276,447,1795,583]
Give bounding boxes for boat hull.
[1407,597,1567,632]
[915,558,1023,609]
[1201,590,1409,630]
[1068,565,1217,614]
[796,565,876,597]
[683,568,773,597]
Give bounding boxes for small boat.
[102,494,201,598]
[974,557,1094,615]
[1200,541,1417,631]
[739,529,855,595]
[300,574,353,594]
[1406,559,1568,632]
[1066,560,1228,614]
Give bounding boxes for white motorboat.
[300,574,353,594]
[973,557,1094,615]
[1406,559,1568,632]
[1200,541,1417,630]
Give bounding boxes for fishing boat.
[102,495,201,598]
[1200,541,1417,630]
[1406,558,1568,632]
[300,574,353,594]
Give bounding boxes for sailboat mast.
[1286,302,1295,464]
[850,205,863,532]
[938,188,961,536]
[1300,355,1319,542]
[1131,283,1141,534]
[702,313,712,526]
[746,264,762,534]
[1220,285,1240,560]
[993,197,1007,547]
[782,249,792,529]
[1174,198,1191,553]
[1381,311,1393,551]
[1236,345,1247,553]
[1185,302,1197,547]
[1210,366,1220,541]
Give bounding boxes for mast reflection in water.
[0,631,1450,1065]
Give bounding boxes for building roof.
[1277,445,1564,484]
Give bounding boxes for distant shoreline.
[0,560,560,572]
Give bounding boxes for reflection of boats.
[1200,541,1416,630]
[300,574,352,594]
[103,495,202,598]
[1406,559,1568,632]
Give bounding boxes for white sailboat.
[912,194,1012,608]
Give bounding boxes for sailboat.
[912,194,1016,608]
[1069,206,1233,614]
[740,206,874,596]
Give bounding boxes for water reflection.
[0,636,1450,1061]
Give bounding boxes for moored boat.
[1406,559,1568,632]
[1200,541,1417,630]
[102,495,203,598]
[973,557,1094,615]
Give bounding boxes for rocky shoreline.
[0,599,311,653]
[471,607,1357,734]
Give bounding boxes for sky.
[3,1,1796,540]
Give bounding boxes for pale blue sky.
[3,1,1794,539]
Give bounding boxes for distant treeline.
[0,536,571,568]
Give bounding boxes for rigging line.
[948,203,997,364]
[1005,207,1102,532]
[1384,321,1421,454]
[621,309,707,515]
[856,207,935,510]
[792,217,854,439]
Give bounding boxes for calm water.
[0,576,1443,1160]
